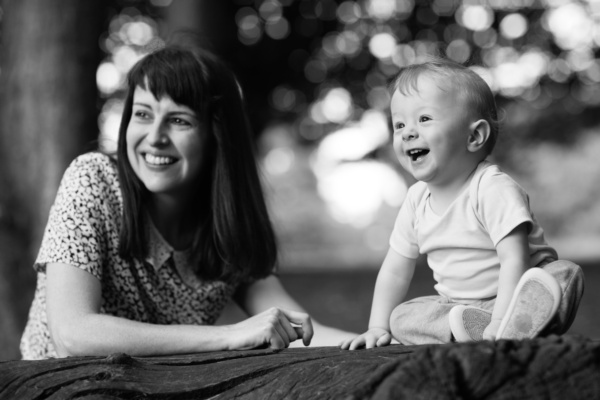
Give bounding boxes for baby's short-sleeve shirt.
[20,152,241,360]
[389,161,557,302]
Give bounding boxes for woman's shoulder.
[57,151,121,204]
[65,151,119,184]
[70,151,117,171]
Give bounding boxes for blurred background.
[0,0,599,360]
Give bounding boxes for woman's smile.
[126,85,204,197]
[143,152,178,166]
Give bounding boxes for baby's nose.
[402,126,418,141]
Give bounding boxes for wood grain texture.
[1,335,598,399]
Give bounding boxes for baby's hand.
[339,327,391,350]
[483,318,502,341]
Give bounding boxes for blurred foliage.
[96,0,600,268]
[98,0,600,139]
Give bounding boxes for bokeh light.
[265,17,290,40]
[315,161,407,227]
[499,13,528,40]
[456,5,494,32]
[93,0,600,268]
[96,62,121,95]
[321,87,353,124]
[237,9,263,45]
[264,147,295,175]
[545,2,593,50]
[337,1,362,24]
[368,32,397,59]
[259,0,283,21]
[446,39,471,63]
[304,59,328,83]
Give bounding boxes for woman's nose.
[147,122,169,146]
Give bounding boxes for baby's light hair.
[389,57,499,155]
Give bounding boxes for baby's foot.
[496,268,561,340]
[449,305,492,342]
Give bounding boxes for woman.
[20,44,347,359]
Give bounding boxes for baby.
[341,57,584,349]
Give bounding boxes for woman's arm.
[340,248,416,350]
[46,263,313,356]
[484,223,530,340]
[235,275,358,347]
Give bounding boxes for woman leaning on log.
[20,42,350,359]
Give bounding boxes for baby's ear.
[467,119,491,153]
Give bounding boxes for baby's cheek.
[392,140,405,162]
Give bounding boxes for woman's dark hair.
[116,44,277,282]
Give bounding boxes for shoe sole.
[496,268,561,340]
[449,305,492,342]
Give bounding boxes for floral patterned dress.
[20,152,241,360]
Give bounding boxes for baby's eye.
[419,116,431,123]
[394,122,405,130]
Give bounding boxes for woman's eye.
[171,117,191,126]
[133,111,148,118]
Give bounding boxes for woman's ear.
[467,119,491,153]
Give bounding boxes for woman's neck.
[146,194,196,250]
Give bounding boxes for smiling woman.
[127,86,204,200]
[19,43,354,360]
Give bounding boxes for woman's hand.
[339,327,391,350]
[227,307,313,350]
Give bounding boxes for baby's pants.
[389,260,584,345]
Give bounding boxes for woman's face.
[126,85,205,198]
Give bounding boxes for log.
[1,335,599,399]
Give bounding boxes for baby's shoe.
[449,305,492,342]
[496,268,561,340]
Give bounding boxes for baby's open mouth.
[407,149,430,161]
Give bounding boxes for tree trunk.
[0,0,106,360]
[0,336,598,399]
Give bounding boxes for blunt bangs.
[128,48,209,116]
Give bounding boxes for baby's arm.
[340,248,416,350]
[484,223,530,340]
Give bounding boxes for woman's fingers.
[271,309,299,344]
[233,308,313,350]
[278,309,314,346]
[293,326,304,338]
[262,309,290,348]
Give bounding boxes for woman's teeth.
[144,153,176,165]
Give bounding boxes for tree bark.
[0,0,106,360]
[0,336,598,399]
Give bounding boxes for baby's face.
[390,75,477,187]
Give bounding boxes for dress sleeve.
[389,183,422,259]
[476,171,533,246]
[34,154,114,280]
